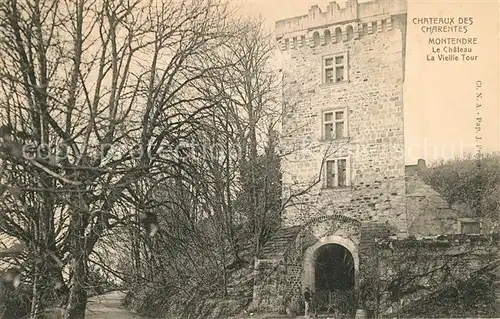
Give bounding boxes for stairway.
[259,226,301,260]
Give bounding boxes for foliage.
[359,238,499,318]
[124,252,255,318]
[118,15,284,319]
[420,153,500,219]
[285,298,302,316]
[314,289,356,317]
[86,266,117,297]
[237,130,282,253]
[0,284,31,319]
[0,0,243,316]
[401,272,498,318]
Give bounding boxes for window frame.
[323,156,351,189]
[322,51,348,84]
[321,108,348,140]
[460,220,481,234]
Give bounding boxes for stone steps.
[259,226,301,260]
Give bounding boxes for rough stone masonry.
[251,0,410,313]
[279,0,408,232]
[252,0,500,316]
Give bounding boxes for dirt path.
[83,291,314,319]
[85,291,149,319]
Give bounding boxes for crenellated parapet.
[276,0,406,50]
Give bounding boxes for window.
[335,27,342,43]
[461,221,481,234]
[346,25,354,41]
[323,53,347,84]
[322,109,346,139]
[324,158,349,188]
[313,31,320,47]
[381,20,387,32]
[361,23,368,36]
[324,29,331,45]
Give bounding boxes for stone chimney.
[417,159,426,171]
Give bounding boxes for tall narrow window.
[324,29,331,45]
[335,110,345,138]
[346,25,354,41]
[324,158,350,188]
[335,55,344,82]
[322,109,347,140]
[338,159,347,186]
[326,161,335,188]
[323,52,347,84]
[323,111,334,139]
[313,31,320,47]
[361,23,368,36]
[324,57,334,84]
[335,27,342,43]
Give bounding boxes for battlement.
[275,0,406,39]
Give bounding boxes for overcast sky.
[230,0,500,165]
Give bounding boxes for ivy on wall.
[360,235,500,318]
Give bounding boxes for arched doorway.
[302,235,359,316]
[314,244,356,314]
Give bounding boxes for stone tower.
[279,0,408,231]
[252,0,408,313]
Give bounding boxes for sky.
[230,0,500,165]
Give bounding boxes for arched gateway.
[302,235,359,294]
[298,215,361,313]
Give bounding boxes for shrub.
[402,273,498,318]
[0,284,31,319]
[86,266,117,297]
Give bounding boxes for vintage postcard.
[0,0,498,318]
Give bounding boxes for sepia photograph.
[0,0,499,318]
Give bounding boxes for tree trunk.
[30,270,41,318]
[64,254,88,319]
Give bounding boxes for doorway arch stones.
[298,214,362,293]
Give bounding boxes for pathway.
[83,291,326,319]
[85,291,148,319]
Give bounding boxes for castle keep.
[279,0,407,230]
[253,0,409,313]
[252,1,500,316]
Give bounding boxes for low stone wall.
[370,234,500,317]
[252,224,500,317]
[252,218,391,314]
[251,259,287,313]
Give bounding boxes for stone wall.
[251,217,396,314]
[279,1,408,232]
[406,173,457,235]
[405,163,497,236]
[275,0,407,40]
[372,235,500,317]
[252,219,500,316]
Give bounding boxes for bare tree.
[200,17,283,258]
[0,0,236,317]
